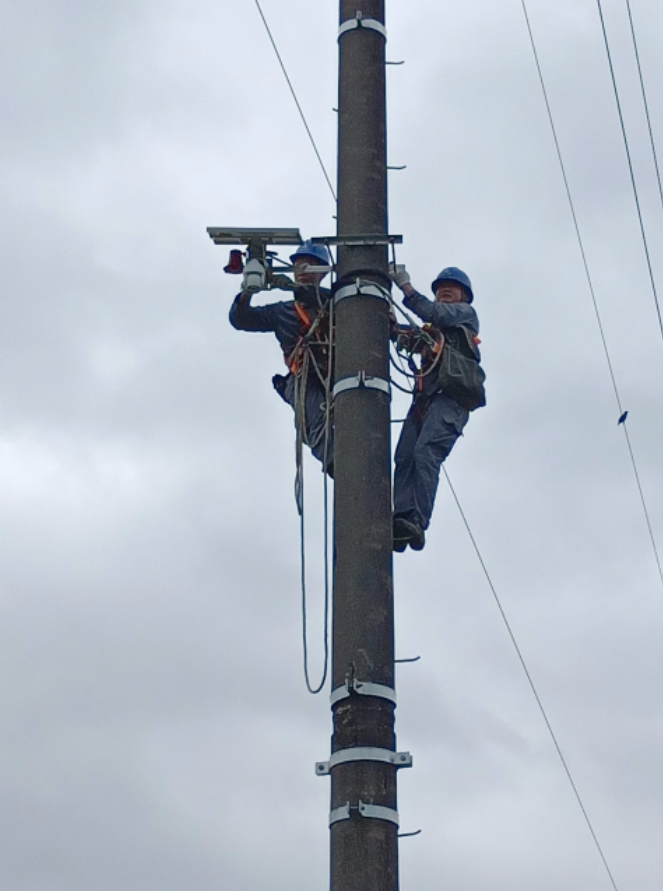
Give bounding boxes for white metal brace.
[334,280,390,305]
[338,12,387,41]
[332,371,391,400]
[359,801,399,825]
[329,801,399,827]
[316,747,413,776]
[330,677,397,707]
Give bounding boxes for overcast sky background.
[1,0,663,888]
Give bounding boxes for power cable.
[623,0,663,221]
[443,467,621,891]
[520,0,663,591]
[594,0,663,343]
[252,0,337,202]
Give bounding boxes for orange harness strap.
[285,301,316,374]
[293,301,312,329]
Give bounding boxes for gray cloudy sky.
[1,0,662,888]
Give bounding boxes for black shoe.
[409,525,425,551]
[393,535,407,553]
[393,516,425,552]
[393,516,412,552]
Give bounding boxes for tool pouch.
[437,326,486,411]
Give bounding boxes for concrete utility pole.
[208,5,410,887]
[317,3,409,890]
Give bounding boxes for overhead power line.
[594,0,663,344]
[252,0,337,202]
[520,0,663,592]
[443,467,621,891]
[623,0,663,225]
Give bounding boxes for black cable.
[623,0,663,224]
[252,0,337,202]
[443,467,621,891]
[521,0,663,592]
[621,421,663,587]
[390,376,415,396]
[390,350,418,381]
[595,0,663,343]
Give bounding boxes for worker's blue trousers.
[393,392,468,529]
[284,375,334,472]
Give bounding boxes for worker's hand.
[389,263,411,290]
[271,273,295,290]
[395,329,415,353]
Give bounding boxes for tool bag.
[437,325,486,411]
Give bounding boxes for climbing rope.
[294,286,334,694]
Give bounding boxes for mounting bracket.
[338,12,387,41]
[329,801,399,827]
[332,371,391,401]
[316,747,412,776]
[330,677,396,707]
[334,280,390,305]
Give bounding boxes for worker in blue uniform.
[390,265,484,551]
[229,240,334,473]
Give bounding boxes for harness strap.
[293,301,313,328]
[285,301,330,376]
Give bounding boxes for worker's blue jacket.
[229,283,333,471]
[229,284,331,359]
[401,288,480,416]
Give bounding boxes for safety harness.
[285,300,332,379]
[397,322,485,410]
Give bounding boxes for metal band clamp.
[332,371,391,401]
[316,747,412,776]
[338,13,387,41]
[330,678,397,707]
[329,803,351,826]
[334,280,390,305]
[330,801,399,827]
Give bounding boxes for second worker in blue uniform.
[390,265,485,552]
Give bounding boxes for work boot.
[408,524,426,551]
[393,535,407,553]
[393,516,425,552]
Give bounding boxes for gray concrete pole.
[330,2,399,890]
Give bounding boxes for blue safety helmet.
[290,240,331,268]
[431,267,474,303]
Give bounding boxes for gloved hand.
[270,273,295,290]
[395,327,416,353]
[242,258,267,293]
[389,263,411,289]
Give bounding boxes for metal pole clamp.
[330,678,397,707]
[332,371,391,401]
[334,280,390,305]
[330,801,399,827]
[316,747,413,776]
[338,12,387,41]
